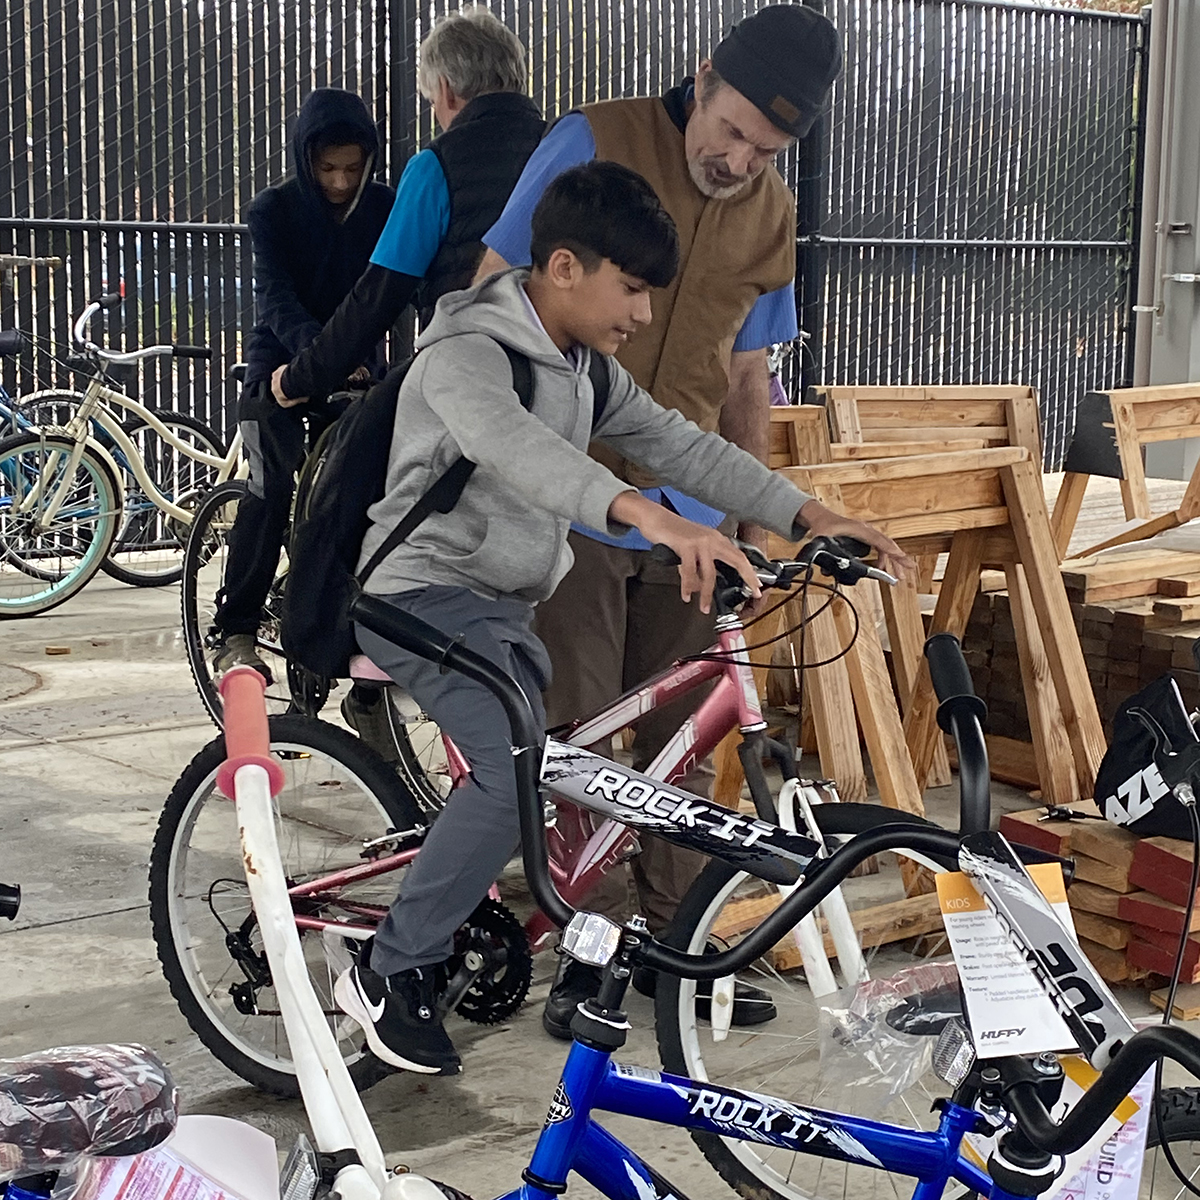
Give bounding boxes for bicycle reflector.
[561,912,623,968]
[933,1018,976,1088]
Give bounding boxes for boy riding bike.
[334,160,912,1076]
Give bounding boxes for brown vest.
[581,93,796,484]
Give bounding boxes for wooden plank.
[1112,400,1151,519]
[1152,984,1200,1020]
[1125,397,1200,433]
[1005,395,1044,462]
[999,805,1089,856]
[811,471,1006,526]
[792,585,867,803]
[1137,576,1200,599]
[903,527,985,791]
[1073,908,1129,950]
[831,588,926,820]
[1068,880,1125,919]
[1060,551,1200,589]
[1076,510,1185,558]
[1081,938,1135,984]
[1050,472,1089,559]
[828,395,862,443]
[781,446,1027,489]
[1069,820,1139,872]
[1074,852,1135,894]
[1118,890,1200,935]
[817,385,1036,403]
[829,438,988,460]
[880,576,951,787]
[855,399,1009,427]
[1105,383,1200,405]
[841,426,1011,445]
[876,507,1011,543]
[1152,598,1200,625]
[1000,458,1107,796]
[1005,563,1080,806]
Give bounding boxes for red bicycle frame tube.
[287,619,765,946]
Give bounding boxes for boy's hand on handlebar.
[797,500,915,582]
[610,492,761,614]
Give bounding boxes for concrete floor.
[0,574,1175,1198]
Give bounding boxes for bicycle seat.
[0,329,26,358]
[0,1044,176,1171]
[349,653,391,683]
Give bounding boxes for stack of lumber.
[961,546,1200,748]
[1000,808,1144,984]
[1121,838,1200,1005]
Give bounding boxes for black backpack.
[282,345,610,680]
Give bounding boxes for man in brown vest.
[475,4,844,1038]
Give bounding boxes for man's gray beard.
[687,157,751,200]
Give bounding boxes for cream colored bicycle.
[0,290,242,616]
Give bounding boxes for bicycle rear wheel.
[149,715,425,1097]
[181,479,294,725]
[102,409,225,587]
[0,432,120,617]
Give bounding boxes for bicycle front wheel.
[149,714,426,1097]
[102,409,226,587]
[181,479,293,725]
[656,802,956,1200]
[0,432,120,617]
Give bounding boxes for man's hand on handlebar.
[797,499,915,583]
[271,364,308,408]
[609,491,761,614]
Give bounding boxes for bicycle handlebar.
[924,633,990,835]
[70,298,211,366]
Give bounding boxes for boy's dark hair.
[310,123,372,158]
[530,161,679,289]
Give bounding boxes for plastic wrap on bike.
[818,963,961,1115]
[541,739,817,885]
[0,1044,177,1180]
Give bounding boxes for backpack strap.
[588,352,611,430]
[357,344,534,586]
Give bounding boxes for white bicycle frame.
[219,668,395,1200]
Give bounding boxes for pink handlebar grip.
[215,667,286,798]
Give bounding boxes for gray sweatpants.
[354,585,549,978]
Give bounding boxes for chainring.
[447,898,532,1025]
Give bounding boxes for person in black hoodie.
[211,88,395,677]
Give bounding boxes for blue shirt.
[484,112,798,550]
[370,149,452,278]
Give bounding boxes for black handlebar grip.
[172,345,213,360]
[98,291,123,310]
[925,633,975,705]
[649,543,682,566]
[0,881,20,920]
[831,535,871,559]
[0,329,27,358]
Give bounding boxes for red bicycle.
[149,537,914,1103]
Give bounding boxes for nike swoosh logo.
[359,975,385,1022]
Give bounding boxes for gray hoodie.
[359,268,815,602]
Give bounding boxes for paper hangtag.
[936,862,1078,1057]
[962,1062,1152,1200]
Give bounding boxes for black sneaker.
[542,956,604,1041]
[211,633,273,685]
[334,943,461,1075]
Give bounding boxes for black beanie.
[710,4,842,138]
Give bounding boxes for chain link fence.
[1,0,1142,462]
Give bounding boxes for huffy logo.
[543,1080,573,1126]
[583,767,776,849]
[979,1028,1026,1040]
